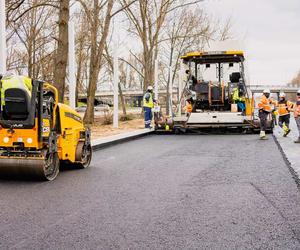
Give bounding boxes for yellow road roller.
[0,78,92,181]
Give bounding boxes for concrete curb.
[91,128,154,151]
[273,135,300,188]
[273,117,300,186]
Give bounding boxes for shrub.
[102,110,113,125]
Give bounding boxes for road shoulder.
[91,128,154,150]
[273,117,300,185]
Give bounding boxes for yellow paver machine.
[155,50,274,133]
[0,78,92,180]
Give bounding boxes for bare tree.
[219,17,232,41]
[290,71,300,87]
[10,0,55,79]
[53,0,69,103]
[121,0,203,92]
[6,1,58,28]
[104,43,127,116]
[77,0,115,125]
[78,0,136,125]
[6,0,58,82]
[161,7,215,113]
[74,11,90,104]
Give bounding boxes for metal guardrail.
[78,89,179,98]
[77,85,298,98]
[250,85,298,93]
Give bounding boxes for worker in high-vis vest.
[185,98,193,116]
[1,75,32,106]
[232,87,245,113]
[294,89,300,143]
[276,92,294,137]
[257,89,276,140]
[143,85,156,128]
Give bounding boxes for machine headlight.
[3,137,9,143]
[27,138,33,144]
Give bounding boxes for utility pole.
[178,61,184,115]
[113,49,119,128]
[0,0,6,74]
[68,20,76,109]
[154,59,158,101]
[168,63,173,116]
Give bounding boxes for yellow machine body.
[57,103,86,163]
[0,79,92,181]
[0,118,40,149]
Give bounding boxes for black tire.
[174,128,180,134]
[43,152,60,181]
[76,144,92,169]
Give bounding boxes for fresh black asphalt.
[1,135,300,249]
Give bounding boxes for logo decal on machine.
[12,124,24,128]
[64,112,82,122]
[43,127,50,133]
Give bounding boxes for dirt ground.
[91,118,145,139]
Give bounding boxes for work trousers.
[278,114,290,128]
[259,111,269,131]
[295,117,300,136]
[237,102,245,112]
[144,107,152,128]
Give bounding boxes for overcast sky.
[202,0,300,85]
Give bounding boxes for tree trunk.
[143,50,154,91]
[53,0,69,103]
[84,65,98,125]
[166,46,174,115]
[83,0,114,125]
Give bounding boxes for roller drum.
[0,153,59,181]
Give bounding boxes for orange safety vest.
[277,100,294,116]
[294,97,300,118]
[258,95,273,112]
[186,102,193,113]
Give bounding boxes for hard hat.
[297,89,300,94]
[263,89,270,94]
[279,92,286,98]
[147,85,153,91]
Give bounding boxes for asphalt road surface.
[1,135,300,249]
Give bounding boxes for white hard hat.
[279,92,286,98]
[297,89,300,94]
[263,89,270,94]
[147,85,153,91]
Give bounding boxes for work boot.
[260,131,268,140]
[294,137,300,143]
[283,129,291,137]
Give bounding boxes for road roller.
[0,79,92,181]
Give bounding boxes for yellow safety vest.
[143,92,154,108]
[294,97,300,118]
[258,95,273,112]
[1,76,32,105]
[232,88,245,102]
[277,100,293,116]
